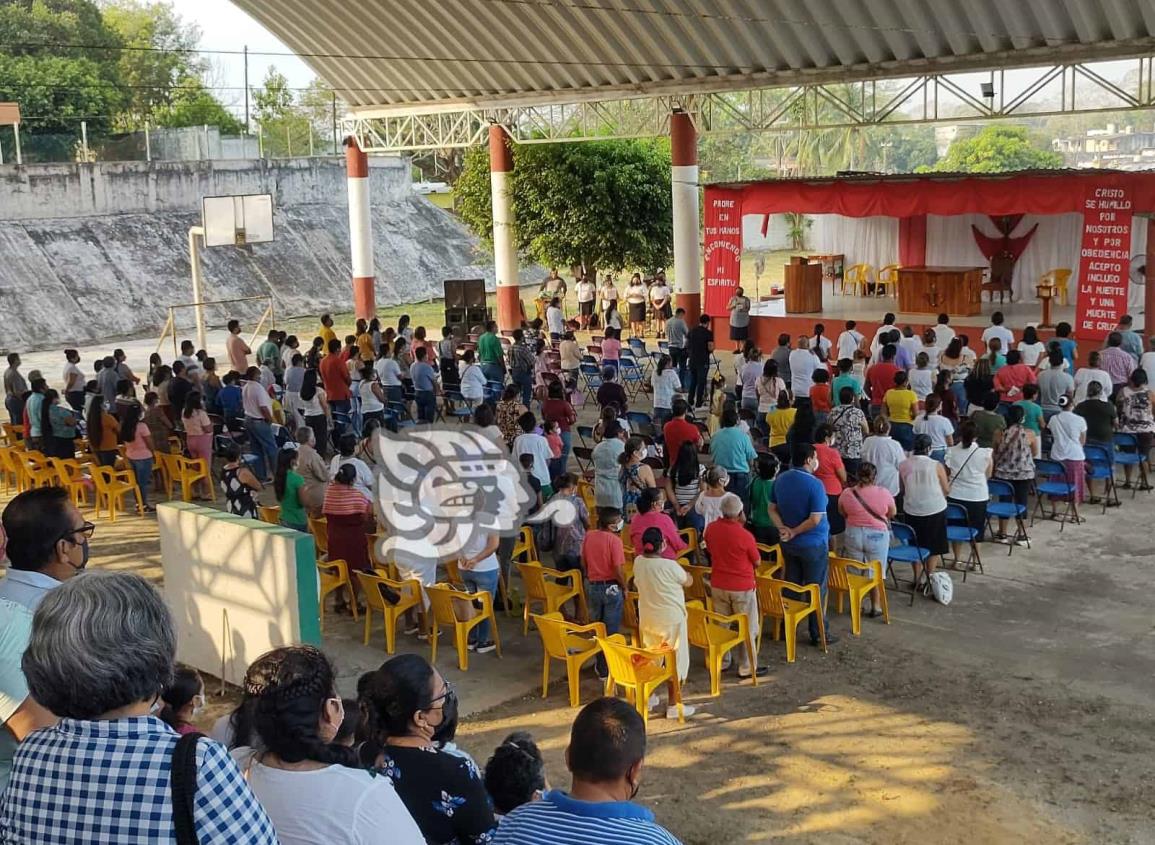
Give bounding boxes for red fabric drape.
[898,216,927,266]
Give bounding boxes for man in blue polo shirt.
[768,443,838,647]
[493,696,680,844]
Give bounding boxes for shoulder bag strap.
[850,488,890,528]
[171,732,203,845]
[946,447,979,491]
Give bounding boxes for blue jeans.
[481,362,505,387]
[843,525,891,577]
[130,457,153,507]
[462,568,500,644]
[950,382,968,416]
[512,370,533,406]
[244,417,278,480]
[890,422,914,451]
[586,581,624,675]
[4,394,23,426]
[726,471,750,507]
[669,347,688,386]
[687,361,709,407]
[329,399,351,438]
[415,390,437,423]
[783,543,830,642]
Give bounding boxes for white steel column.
[345,137,376,320]
[490,124,521,330]
[671,110,701,323]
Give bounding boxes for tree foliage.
[932,125,1063,173]
[455,139,673,273]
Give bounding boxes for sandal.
[864,608,883,619]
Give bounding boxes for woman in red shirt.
[323,463,374,612]
[813,423,847,549]
[540,380,577,478]
[628,489,686,560]
[994,349,1037,404]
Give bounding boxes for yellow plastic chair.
[92,465,141,522]
[677,527,701,565]
[686,600,759,697]
[756,543,784,578]
[0,446,23,493]
[756,576,827,663]
[680,562,712,610]
[317,558,358,632]
[171,455,213,503]
[357,570,423,653]
[620,524,634,558]
[518,560,588,634]
[50,458,90,508]
[843,263,874,296]
[511,525,538,564]
[576,480,597,523]
[154,451,180,497]
[367,534,401,580]
[307,516,329,558]
[446,556,513,617]
[426,582,502,671]
[1,423,23,446]
[258,505,281,525]
[21,451,57,490]
[827,554,890,636]
[876,263,901,297]
[532,612,606,707]
[1041,268,1073,306]
[597,634,684,727]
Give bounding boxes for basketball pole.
[188,226,208,351]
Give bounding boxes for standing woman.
[939,337,971,415]
[575,274,597,330]
[592,420,627,508]
[274,449,309,532]
[359,362,386,428]
[1018,325,1047,369]
[726,287,752,354]
[861,416,905,502]
[665,440,705,535]
[41,389,77,459]
[964,356,995,414]
[221,441,261,519]
[299,369,332,458]
[897,434,950,587]
[397,314,414,344]
[376,341,404,406]
[632,527,696,720]
[837,461,896,618]
[650,354,682,426]
[737,346,762,413]
[944,419,993,560]
[624,273,648,338]
[540,379,577,473]
[1117,368,1155,490]
[619,436,656,522]
[913,393,955,462]
[649,272,671,337]
[121,402,155,513]
[756,360,788,433]
[991,405,1037,542]
[598,273,619,327]
[182,391,215,499]
[323,463,373,611]
[85,394,120,467]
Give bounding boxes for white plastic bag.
[928,571,953,606]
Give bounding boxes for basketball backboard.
[202,194,274,247]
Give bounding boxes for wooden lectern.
[784,256,823,314]
[1035,283,1056,328]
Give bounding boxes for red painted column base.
[676,292,701,326]
[496,285,523,331]
[353,276,375,321]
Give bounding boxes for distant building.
[1052,123,1155,170]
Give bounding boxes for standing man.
[2,354,27,427]
[61,351,85,412]
[318,339,352,436]
[771,332,793,388]
[769,443,838,648]
[241,366,277,482]
[168,362,193,418]
[788,335,818,406]
[478,321,506,387]
[981,311,1015,353]
[256,330,283,382]
[575,273,597,330]
[1114,314,1143,363]
[686,315,714,410]
[649,272,671,338]
[704,494,767,680]
[546,297,566,342]
[225,320,251,373]
[835,320,864,363]
[541,267,567,301]
[1037,348,1075,420]
[1100,332,1137,399]
[933,313,955,350]
[726,287,752,353]
[318,313,338,350]
[96,356,119,409]
[410,346,439,423]
[23,378,47,452]
[508,329,536,407]
[665,307,690,387]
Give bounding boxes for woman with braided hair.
[232,645,423,845]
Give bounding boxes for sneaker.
[811,634,840,647]
[467,642,478,652]
[648,694,662,711]
[475,641,497,654]
[737,666,769,680]
[666,704,696,719]
[403,625,421,636]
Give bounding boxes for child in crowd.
[518,453,543,515]
[514,412,555,499]
[809,368,832,426]
[542,419,564,479]
[694,466,730,537]
[1013,383,1045,439]
[158,665,204,736]
[483,732,548,820]
[581,507,628,678]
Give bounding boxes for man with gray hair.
[702,493,767,680]
[1,571,276,842]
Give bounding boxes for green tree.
[879,127,939,173]
[157,77,243,133]
[455,140,672,274]
[100,0,203,127]
[933,125,1063,173]
[251,65,311,155]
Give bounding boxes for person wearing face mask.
[1,572,277,843]
[360,654,496,845]
[0,487,92,611]
[492,696,680,844]
[768,443,838,647]
[232,646,424,845]
[157,665,205,736]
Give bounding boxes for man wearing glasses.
[0,487,93,612]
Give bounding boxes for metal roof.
[233,0,1155,116]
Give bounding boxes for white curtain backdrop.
[810,215,899,272]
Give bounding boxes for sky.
[170,0,316,114]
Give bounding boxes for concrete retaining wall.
[0,158,527,351]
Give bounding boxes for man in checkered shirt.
[0,571,276,844]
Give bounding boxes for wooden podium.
[897,266,984,316]
[784,256,823,314]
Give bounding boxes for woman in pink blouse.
[181,391,214,499]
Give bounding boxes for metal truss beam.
[345,57,1155,154]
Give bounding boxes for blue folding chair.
[484,380,506,404]
[1033,458,1081,530]
[580,364,603,401]
[576,425,594,446]
[618,359,646,400]
[1083,443,1118,512]
[1113,432,1151,495]
[945,503,982,580]
[887,522,930,605]
[986,479,1029,555]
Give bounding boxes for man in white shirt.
[835,320,863,362]
[241,367,277,481]
[546,297,565,339]
[869,313,898,361]
[513,411,555,496]
[981,311,1015,351]
[933,313,955,350]
[898,327,922,362]
[1073,350,1114,404]
[788,335,819,400]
